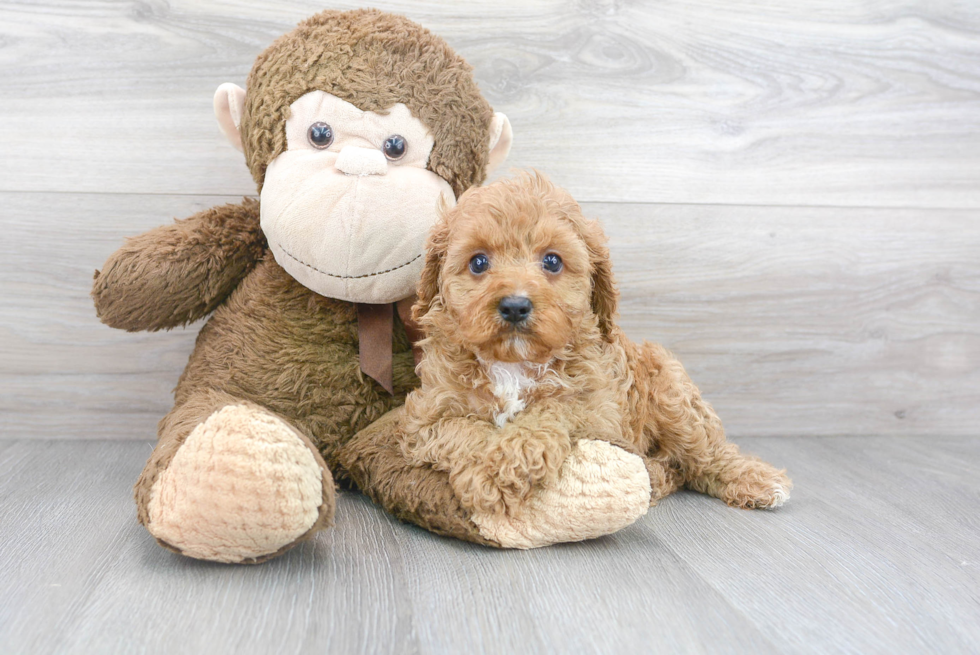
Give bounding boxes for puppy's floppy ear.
[413,208,452,323]
[549,176,621,340]
[582,220,619,340]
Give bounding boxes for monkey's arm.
[92,198,266,331]
[340,408,500,546]
[342,405,653,549]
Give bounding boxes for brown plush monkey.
[92,10,653,563]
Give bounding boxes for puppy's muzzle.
[498,295,532,325]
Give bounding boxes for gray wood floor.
[1,436,978,654]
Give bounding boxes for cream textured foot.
[470,440,652,549]
[146,405,325,563]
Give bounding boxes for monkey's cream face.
[260,91,456,303]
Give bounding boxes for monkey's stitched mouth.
[278,244,422,279]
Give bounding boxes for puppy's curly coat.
[400,172,791,521]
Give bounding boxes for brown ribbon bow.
[356,297,423,394]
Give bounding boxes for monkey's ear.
[213,83,247,153]
[486,113,513,176]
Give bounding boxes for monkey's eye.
[383,135,407,160]
[469,254,490,275]
[307,122,334,149]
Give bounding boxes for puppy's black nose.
[498,295,532,324]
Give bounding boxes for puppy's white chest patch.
[485,362,538,427]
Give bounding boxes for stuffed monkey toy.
[93,9,655,563]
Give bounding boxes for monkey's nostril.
[498,296,532,324]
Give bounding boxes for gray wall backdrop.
[2,0,978,440]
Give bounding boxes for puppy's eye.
[542,253,563,273]
[308,122,334,149]
[469,254,490,275]
[383,135,407,160]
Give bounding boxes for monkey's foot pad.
[471,440,652,549]
[146,405,327,563]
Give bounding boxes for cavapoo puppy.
[399,172,791,529]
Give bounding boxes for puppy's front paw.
[453,432,569,517]
[450,466,508,517]
[470,440,652,548]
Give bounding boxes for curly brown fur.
[403,172,792,516]
[243,9,494,197]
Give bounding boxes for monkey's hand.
[469,439,652,548]
[92,198,266,331]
